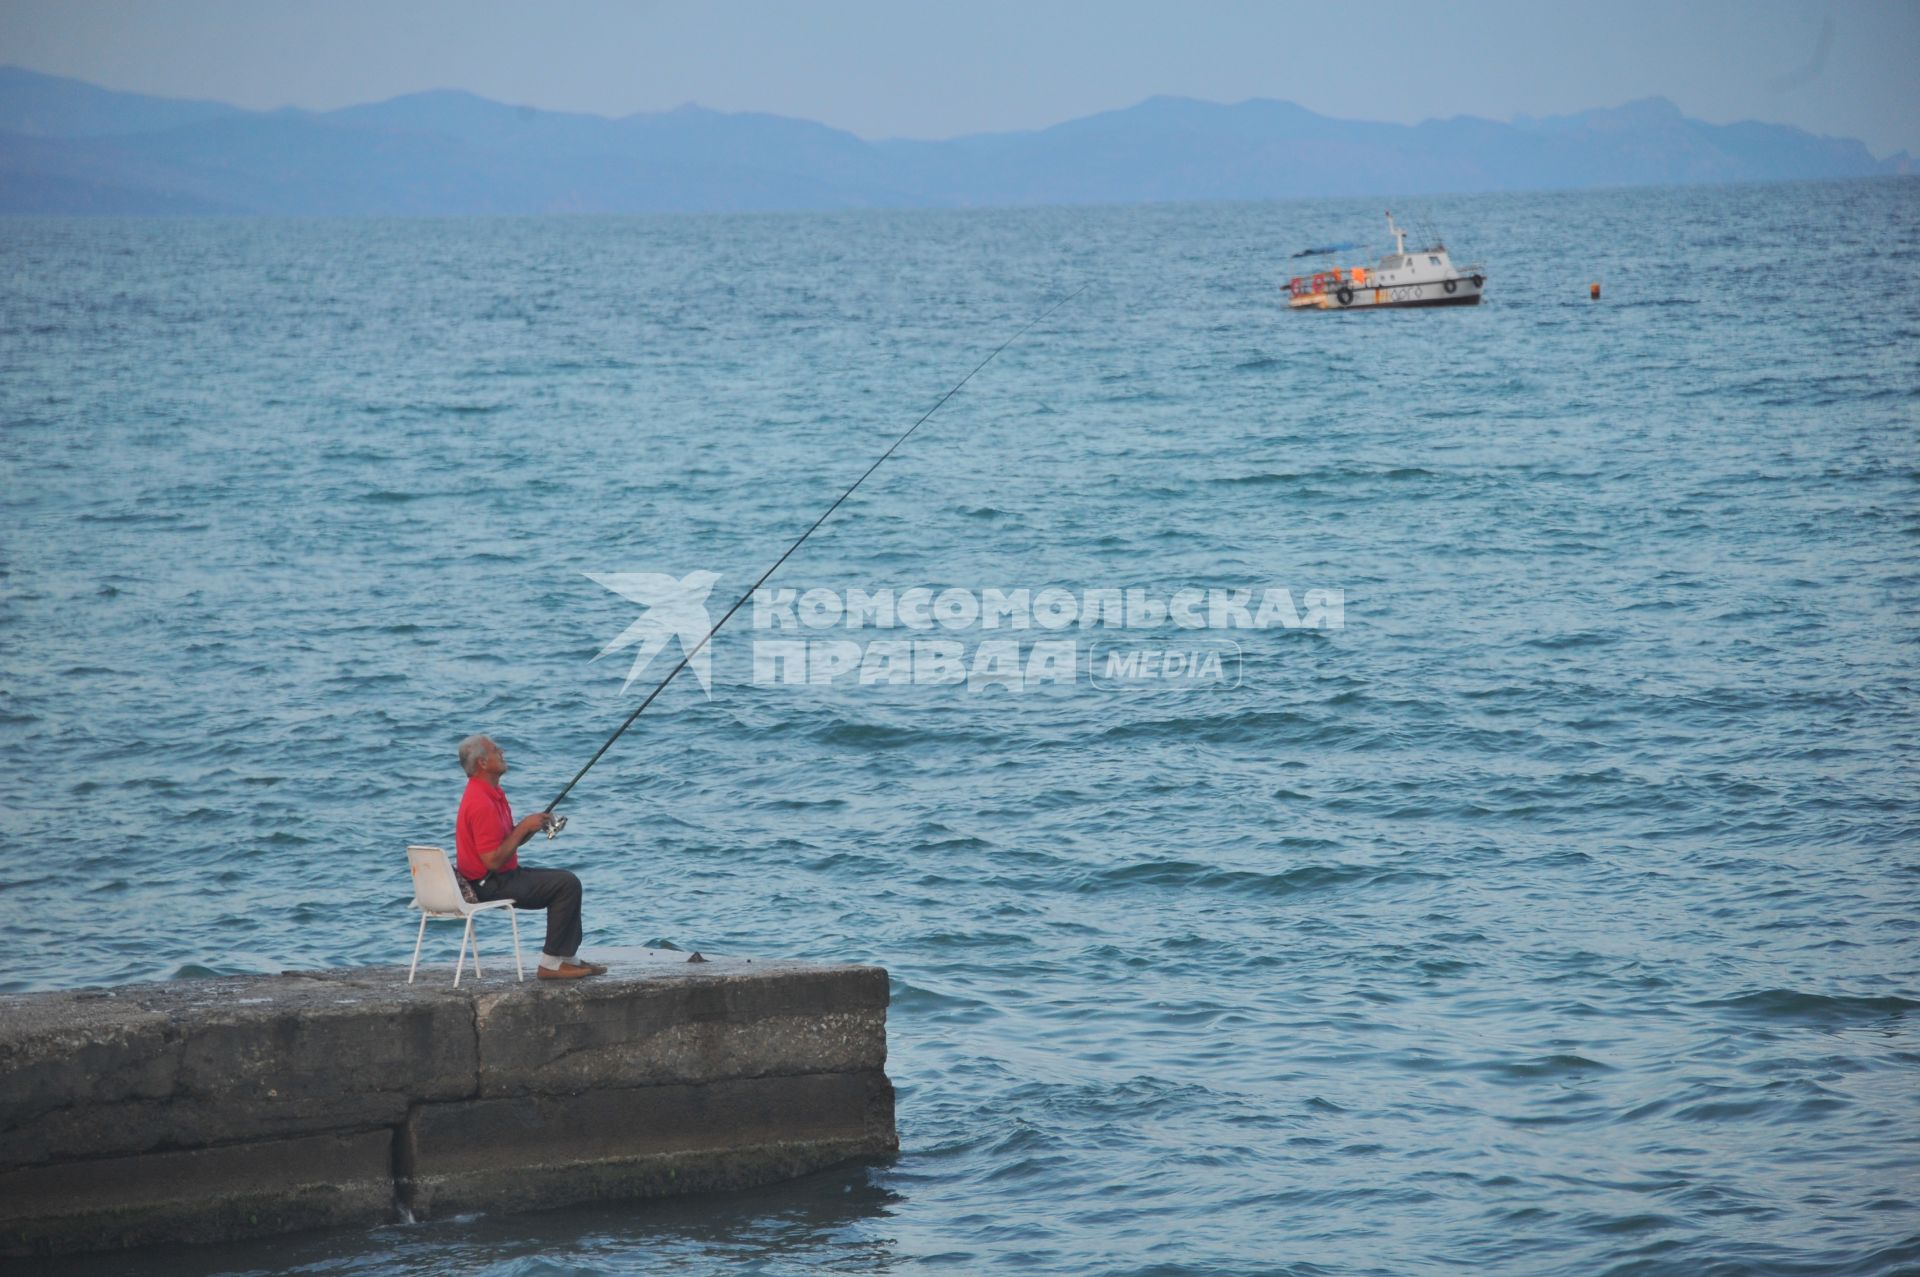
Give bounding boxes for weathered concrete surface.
[404,1071,897,1216]
[472,955,889,1094]
[0,1129,395,1256]
[0,973,473,1169]
[0,949,895,1258]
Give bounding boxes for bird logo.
[586,570,724,696]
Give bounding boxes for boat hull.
[1307,276,1485,310]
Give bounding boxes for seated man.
[455,734,604,980]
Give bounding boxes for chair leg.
[508,907,524,981]
[409,913,428,984]
[455,918,474,987]
[470,925,483,978]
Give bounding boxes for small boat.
[1286,212,1486,310]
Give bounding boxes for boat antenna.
[1385,209,1406,256]
[539,285,1089,827]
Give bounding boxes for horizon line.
[1,63,1906,160]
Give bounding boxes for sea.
[2,177,1916,1276]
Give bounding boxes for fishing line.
[540,284,1087,825]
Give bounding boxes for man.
[454,734,605,980]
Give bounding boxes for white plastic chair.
[406,844,523,985]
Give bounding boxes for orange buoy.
[1590,281,1601,300]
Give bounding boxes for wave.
[1473,1053,1617,1081]
[1693,988,1920,1026]
[1074,858,1441,900]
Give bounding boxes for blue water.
[3,178,1918,1276]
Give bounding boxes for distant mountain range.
[0,66,1908,216]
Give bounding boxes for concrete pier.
[0,950,896,1258]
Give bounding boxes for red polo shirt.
[455,775,518,880]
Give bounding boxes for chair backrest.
[406,845,466,914]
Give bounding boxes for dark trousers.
[474,866,583,959]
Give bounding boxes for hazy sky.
[3,0,1915,156]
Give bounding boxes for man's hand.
[482,813,554,872]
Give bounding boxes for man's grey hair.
[457,734,494,776]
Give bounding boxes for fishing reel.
[542,813,568,839]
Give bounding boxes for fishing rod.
[537,284,1087,834]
